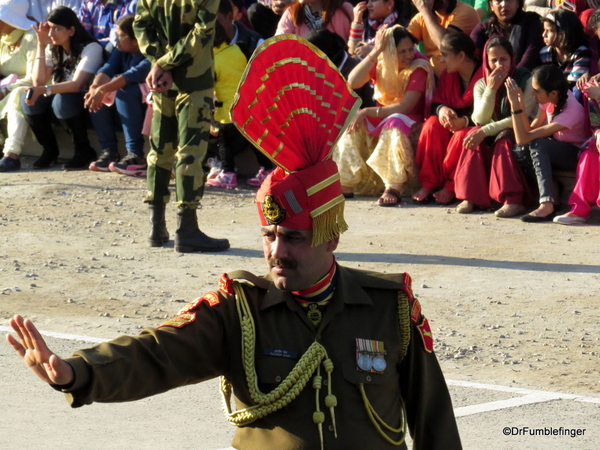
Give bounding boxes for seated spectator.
[407,0,480,76]
[0,0,37,172]
[453,36,536,217]
[206,21,274,188]
[506,65,587,221]
[217,0,263,61]
[248,0,294,39]
[578,7,600,89]
[79,0,132,48]
[22,6,104,170]
[540,9,590,101]
[86,14,150,176]
[333,25,435,206]
[347,0,408,59]
[471,0,544,71]
[306,28,375,107]
[275,0,354,41]
[413,32,484,204]
[554,79,600,224]
[27,0,85,23]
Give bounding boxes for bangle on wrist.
[511,109,523,115]
[36,56,45,60]
[44,85,52,97]
[367,54,377,64]
[376,106,381,118]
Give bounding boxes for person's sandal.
[378,188,401,207]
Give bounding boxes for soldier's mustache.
[269,258,298,270]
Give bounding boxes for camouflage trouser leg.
[145,89,212,209]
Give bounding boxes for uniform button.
[275,376,282,382]
[328,425,334,432]
[366,376,372,382]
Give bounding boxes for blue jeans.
[21,91,85,119]
[529,137,580,203]
[90,84,146,157]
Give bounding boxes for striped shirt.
[539,45,591,85]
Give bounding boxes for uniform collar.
[260,264,373,311]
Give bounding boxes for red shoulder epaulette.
[158,291,222,329]
[219,273,235,295]
[403,273,434,353]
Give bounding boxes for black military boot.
[148,203,169,247]
[25,111,60,169]
[174,208,230,253]
[59,115,97,170]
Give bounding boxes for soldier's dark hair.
[46,6,101,83]
[218,0,233,16]
[532,64,569,118]
[440,32,477,62]
[116,14,136,41]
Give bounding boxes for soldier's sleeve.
[398,275,462,450]
[58,290,237,408]
[155,0,217,71]
[132,0,167,64]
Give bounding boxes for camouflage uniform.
[133,0,218,209]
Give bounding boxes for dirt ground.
[1,158,599,396]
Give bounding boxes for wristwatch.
[44,85,52,97]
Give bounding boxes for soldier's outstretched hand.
[6,315,74,386]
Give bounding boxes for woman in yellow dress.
[333,24,434,206]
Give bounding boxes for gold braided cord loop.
[221,281,336,449]
[397,290,410,364]
[359,383,407,446]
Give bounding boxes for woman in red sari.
[452,36,536,217]
[413,32,483,205]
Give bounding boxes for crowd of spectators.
[0,0,599,225]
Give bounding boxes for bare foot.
[433,187,454,205]
[412,187,432,203]
[378,188,401,207]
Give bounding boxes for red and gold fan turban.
[230,35,361,246]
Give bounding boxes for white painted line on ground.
[3,325,599,412]
[454,393,561,417]
[0,325,110,344]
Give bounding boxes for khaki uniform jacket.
[61,265,462,450]
[133,0,217,93]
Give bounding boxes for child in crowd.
[553,79,600,224]
[22,6,104,170]
[86,14,150,176]
[506,64,587,221]
[207,21,273,188]
[540,9,590,100]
